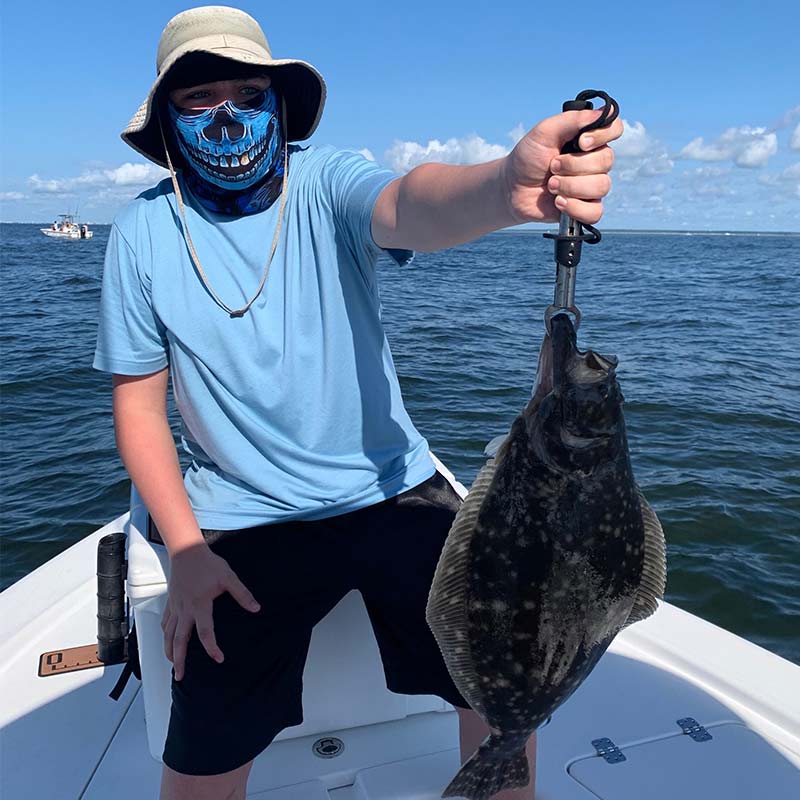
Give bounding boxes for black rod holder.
[97,532,128,664]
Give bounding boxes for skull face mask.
[168,87,283,191]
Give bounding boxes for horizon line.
[2,221,799,236]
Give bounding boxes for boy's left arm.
[372,107,623,253]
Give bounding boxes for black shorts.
[162,470,470,776]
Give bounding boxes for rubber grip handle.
[97,532,127,664]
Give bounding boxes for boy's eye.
[186,90,211,100]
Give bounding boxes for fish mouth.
[560,428,612,448]
[549,314,618,389]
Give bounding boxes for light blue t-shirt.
[94,145,435,529]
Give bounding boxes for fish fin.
[483,434,507,457]
[624,489,668,627]
[442,735,529,800]
[426,457,497,715]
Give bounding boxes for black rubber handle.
[97,532,128,664]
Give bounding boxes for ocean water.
[1,223,798,664]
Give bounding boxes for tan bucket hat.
[121,5,326,168]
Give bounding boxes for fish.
[426,313,667,800]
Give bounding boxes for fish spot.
[491,600,508,612]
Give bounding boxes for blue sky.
[1,0,798,230]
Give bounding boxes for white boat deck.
[2,516,799,799]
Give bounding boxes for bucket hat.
[121,5,326,168]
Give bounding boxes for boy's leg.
[160,759,254,800]
[456,707,537,800]
[160,521,351,785]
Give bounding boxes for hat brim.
[122,35,326,168]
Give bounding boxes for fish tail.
[442,734,529,800]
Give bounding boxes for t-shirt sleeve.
[92,222,169,375]
[324,150,414,267]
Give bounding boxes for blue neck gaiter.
[168,87,285,216]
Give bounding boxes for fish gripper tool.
[544,89,619,333]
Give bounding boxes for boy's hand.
[503,106,623,226]
[161,543,261,681]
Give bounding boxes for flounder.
[426,313,667,799]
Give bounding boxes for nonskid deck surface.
[1,519,799,799]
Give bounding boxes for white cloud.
[679,126,777,168]
[384,133,511,173]
[614,120,652,157]
[357,148,375,162]
[783,162,800,179]
[28,175,73,194]
[104,163,167,186]
[675,166,740,200]
[28,162,168,195]
[790,122,800,151]
[0,191,26,201]
[777,106,800,129]
[757,162,800,202]
[613,119,674,181]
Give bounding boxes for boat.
[1,452,799,799]
[40,214,93,240]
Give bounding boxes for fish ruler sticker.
[38,644,103,677]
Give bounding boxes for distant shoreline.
[497,228,800,237]
[2,221,798,237]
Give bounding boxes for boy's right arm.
[112,369,261,680]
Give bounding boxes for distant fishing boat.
[40,214,93,240]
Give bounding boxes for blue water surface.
[1,224,798,663]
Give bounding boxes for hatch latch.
[677,717,713,742]
[591,737,627,763]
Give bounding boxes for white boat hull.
[40,228,93,239]
[2,462,799,799]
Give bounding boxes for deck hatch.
[570,722,800,799]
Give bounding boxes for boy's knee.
[160,760,253,800]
